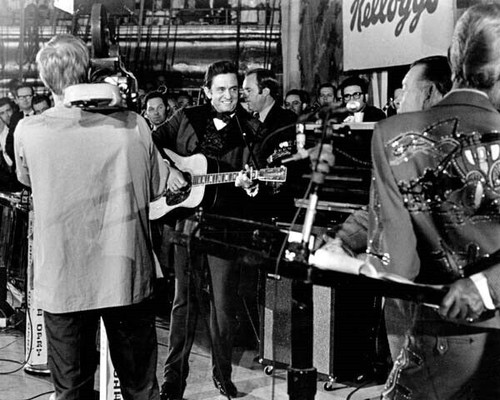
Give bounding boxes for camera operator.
[14,34,166,400]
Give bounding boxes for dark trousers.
[383,301,500,399]
[163,241,240,388]
[44,300,159,400]
[383,331,500,399]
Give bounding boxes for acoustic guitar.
[149,149,287,220]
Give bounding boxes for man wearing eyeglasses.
[5,85,35,172]
[14,85,35,117]
[339,76,386,123]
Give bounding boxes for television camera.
[64,3,139,113]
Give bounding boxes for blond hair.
[36,34,89,96]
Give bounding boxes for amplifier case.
[259,274,380,382]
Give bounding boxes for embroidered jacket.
[367,89,500,328]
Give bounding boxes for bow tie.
[211,109,233,123]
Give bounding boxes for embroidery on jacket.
[387,118,500,219]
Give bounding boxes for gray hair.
[449,3,500,90]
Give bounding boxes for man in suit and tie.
[13,84,35,118]
[6,84,35,170]
[242,68,297,166]
[366,4,500,399]
[154,60,262,400]
[242,68,301,223]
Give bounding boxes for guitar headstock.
[256,166,287,182]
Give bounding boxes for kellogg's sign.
[343,0,455,70]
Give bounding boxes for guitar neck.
[192,171,257,186]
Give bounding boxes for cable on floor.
[345,379,371,400]
[14,389,54,400]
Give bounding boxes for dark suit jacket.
[152,102,262,217]
[252,103,304,223]
[256,103,297,167]
[361,104,386,122]
[6,111,23,165]
[0,111,25,191]
[368,90,500,329]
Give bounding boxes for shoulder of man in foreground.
[373,107,429,140]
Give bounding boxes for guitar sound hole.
[165,172,192,206]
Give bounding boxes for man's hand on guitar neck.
[167,166,188,192]
[235,164,259,197]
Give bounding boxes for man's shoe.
[160,380,186,400]
[212,376,238,398]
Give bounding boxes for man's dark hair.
[203,60,238,88]
[14,84,34,97]
[317,82,335,96]
[339,76,368,95]
[32,94,51,108]
[144,90,168,107]
[286,89,310,105]
[177,90,193,102]
[411,55,452,96]
[245,68,280,100]
[0,97,15,109]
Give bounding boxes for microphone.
[316,104,349,120]
[280,142,335,165]
[345,100,361,113]
[279,123,308,164]
[296,122,306,153]
[382,98,394,112]
[297,104,349,123]
[280,148,310,164]
[299,142,335,260]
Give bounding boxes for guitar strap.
[234,113,261,169]
[184,105,209,143]
[154,142,178,169]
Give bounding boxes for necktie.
[211,108,233,124]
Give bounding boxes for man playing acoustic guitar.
[153,60,263,400]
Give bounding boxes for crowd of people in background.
[0,68,397,195]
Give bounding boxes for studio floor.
[0,310,385,400]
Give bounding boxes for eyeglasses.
[343,92,363,101]
[18,95,33,100]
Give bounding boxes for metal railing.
[0,5,281,27]
[0,3,282,96]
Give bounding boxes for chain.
[332,147,372,167]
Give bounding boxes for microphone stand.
[286,115,334,400]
